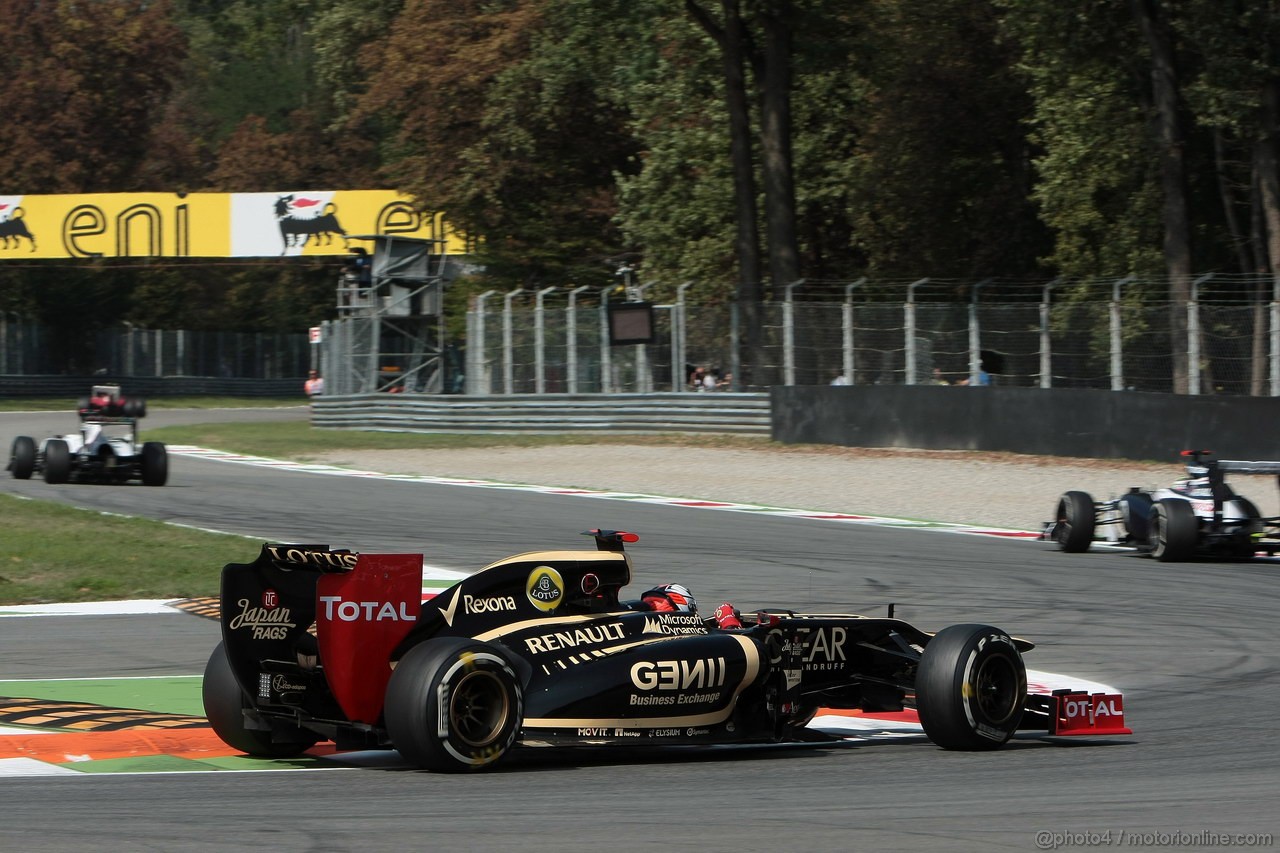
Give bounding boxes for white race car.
[1044,450,1277,562]
[7,385,168,486]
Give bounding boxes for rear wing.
[1216,460,1280,475]
[1177,454,1280,521]
[220,543,426,725]
[1181,449,1280,476]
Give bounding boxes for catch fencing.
[463,275,1280,396]
[5,274,1278,398]
[0,319,311,380]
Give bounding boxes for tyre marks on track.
[170,446,1042,540]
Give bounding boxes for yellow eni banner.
[0,191,468,259]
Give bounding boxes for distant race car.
[1044,449,1280,561]
[202,530,1130,773]
[7,384,167,486]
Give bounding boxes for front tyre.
[9,436,36,479]
[916,624,1027,750]
[385,638,523,772]
[1150,498,1198,562]
[1054,491,1095,552]
[201,642,320,757]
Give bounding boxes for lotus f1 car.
[1044,450,1280,562]
[202,530,1130,772]
[7,384,167,486]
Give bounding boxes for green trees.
[0,0,193,192]
[5,0,1280,352]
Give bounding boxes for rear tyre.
[140,441,168,486]
[916,624,1026,750]
[1053,490,1095,552]
[1150,498,1198,562]
[385,638,523,772]
[43,439,71,484]
[9,436,35,479]
[201,642,320,757]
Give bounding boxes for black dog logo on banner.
[0,206,36,251]
[274,195,349,252]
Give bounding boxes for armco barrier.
[0,375,303,398]
[310,393,772,435]
[772,385,1280,461]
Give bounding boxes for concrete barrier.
[310,393,772,435]
[771,385,1280,461]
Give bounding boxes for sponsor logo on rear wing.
[1048,690,1133,736]
[261,543,360,572]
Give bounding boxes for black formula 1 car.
[202,530,1129,772]
[1044,450,1280,562]
[7,384,167,486]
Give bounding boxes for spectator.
[959,350,1001,386]
[703,367,721,391]
[689,366,707,391]
[344,247,373,286]
[304,369,325,396]
[830,370,851,386]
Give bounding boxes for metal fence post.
[1188,273,1213,396]
[319,320,331,392]
[1272,297,1280,397]
[843,278,865,385]
[534,285,556,394]
[502,287,521,395]
[905,279,928,385]
[968,279,991,385]
[784,279,803,386]
[1039,278,1060,389]
[676,282,692,392]
[467,290,497,395]
[599,285,613,394]
[1111,276,1134,391]
[566,285,591,394]
[729,300,740,391]
[635,283,652,392]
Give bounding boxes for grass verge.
[0,494,251,605]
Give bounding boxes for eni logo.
[526,566,564,613]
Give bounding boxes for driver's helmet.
[641,583,697,614]
[1178,476,1212,497]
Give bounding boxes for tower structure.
[322,235,451,394]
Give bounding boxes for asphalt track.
[2,409,1278,852]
